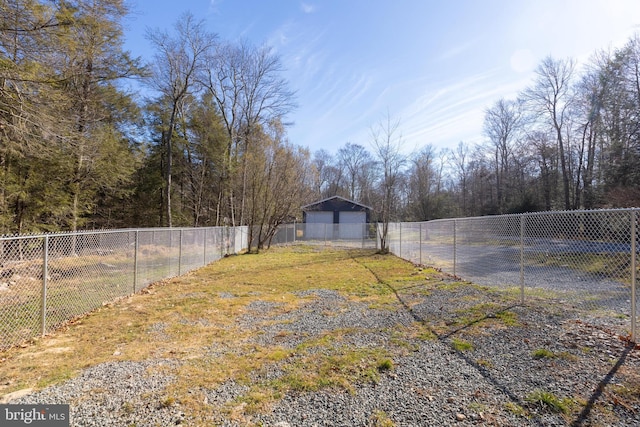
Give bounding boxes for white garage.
[301,196,372,240]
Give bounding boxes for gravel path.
[9,279,640,426]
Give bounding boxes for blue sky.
[123,0,640,155]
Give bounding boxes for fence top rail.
[424,207,640,224]
[0,225,245,242]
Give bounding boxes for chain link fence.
[388,209,639,341]
[8,213,634,349]
[0,226,248,350]
[267,223,378,249]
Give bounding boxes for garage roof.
[301,195,372,211]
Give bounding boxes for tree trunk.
[555,120,571,210]
[164,104,179,228]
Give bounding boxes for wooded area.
[1,1,640,242]
[318,41,640,221]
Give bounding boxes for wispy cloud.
[207,0,221,15]
[284,28,327,70]
[316,73,375,121]
[267,20,295,48]
[435,40,477,63]
[209,0,224,13]
[300,2,316,14]
[397,70,534,151]
[289,66,533,154]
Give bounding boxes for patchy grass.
[532,348,578,361]
[4,245,632,426]
[377,358,394,372]
[427,292,521,337]
[268,344,392,394]
[495,310,519,326]
[608,367,640,414]
[525,389,572,414]
[476,358,494,369]
[532,348,556,359]
[451,337,474,352]
[454,302,503,324]
[0,246,437,424]
[370,409,396,426]
[504,401,528,417]
[527,252,633,283]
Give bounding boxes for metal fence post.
[324,224,327,246]
[399,222,402,258]
[224,225,235,255]
[631,210,637,343]
[134,230,139,293]
[178,229,183,276]
[203,228,207,265]
[520,215,525,305]
[453,220,457,278]
[419,223,423,265]
[41,236,49,336]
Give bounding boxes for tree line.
[0,1,309,251]
[313,37,640,221]
[2,1,639,247]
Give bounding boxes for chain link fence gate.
[0,226,248,350]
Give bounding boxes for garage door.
[338,211,366,239]
[305,211,334,239]
[307,211,333,223]
[339,211,366,223]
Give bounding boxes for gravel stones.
[255,339,533,426]
[242,288,415,349]
[7,281,640,426]
[13,360,184,426]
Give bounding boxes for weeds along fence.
[387,208,639,342]
[0,226,248,350]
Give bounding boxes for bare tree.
[466,145,496,215]
[146,13,216,226]
[202,40,296,226]
[310,149,334,198]
[571,59,607,209]
[407,145,439,221]
[450,141,470,216]
[245,120,312,252]
[483,98,524,212]
[337,142,372,201]
[523,56,575,210]
[370,113,406,253]
[595,36,640,206]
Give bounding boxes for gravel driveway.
[9,269,640,426]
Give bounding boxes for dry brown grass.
[3,245,637,426]
[0,245,433,423]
